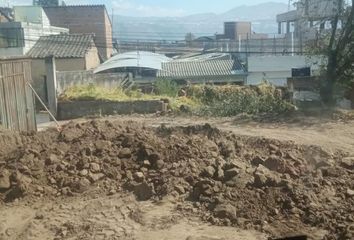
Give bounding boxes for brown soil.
[1,120,354,240]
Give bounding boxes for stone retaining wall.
[57,100,167,120]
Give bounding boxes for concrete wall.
[0,47,24,56]
[31,58,87,101]
[43,6,113,60]
[0,21,68,57]
[235,22,252,40]
[247,55,325,86]
[14,6,48,25]
[22,23,68,54]
[85,46,101,70]
[56,70,132,95]
[57,100,167,120]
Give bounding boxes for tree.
[315,0,354,104]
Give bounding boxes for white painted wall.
[22,23,68,54]
[0,47,24,56]
[0,7,68,58]
[247,55,326,86]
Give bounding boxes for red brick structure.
[43,5,113,61]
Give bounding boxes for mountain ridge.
[114,2,289,41]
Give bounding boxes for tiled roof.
[27,34,95,58]
[157,59,245,78]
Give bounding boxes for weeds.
[59,83,295,117]
[188,84,295,117]
[59,84,160,102]
[154,79,180,97]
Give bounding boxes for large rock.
[95,140,112,151]
[202,166,216,178]
[213,203,237,221]
[133,172,145,182]
[216,167,224,180]
[133,182,154,201]
[118,148,132,158]
[71,178,91,193]
[224,168,240,180]
[341,157,354,170]
[225,172,254,188]
[263,155,282,171]
[191,180,214,200]
[347,188,354,198]
[251,156,265,166]
[88,173,105,183]
[89,163,100,173]
[0,169,11,191]
[254,165,281,188]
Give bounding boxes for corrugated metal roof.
[94,51,172,74]
[175,53,232,62]
[157,59,245,78]
[27,34,95,58]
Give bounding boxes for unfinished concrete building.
[277,0,344,40]
[216,22,252,40]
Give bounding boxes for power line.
[0,34,306,57]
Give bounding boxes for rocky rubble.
[0,120,353,239]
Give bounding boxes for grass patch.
[59,84,160,102]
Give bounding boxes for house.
[27,33,100,101]
[246,55,325,87]
[43,5,113,61]
[0,6,68,57]
[276,0,343,40]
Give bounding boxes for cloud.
[112,0,187,17]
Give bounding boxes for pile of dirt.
[0,120,353,239]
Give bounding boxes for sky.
[6,0,290,17]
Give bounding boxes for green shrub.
[189,84,295,117]
[154,79,180,97]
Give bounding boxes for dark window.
[0,28,24,48]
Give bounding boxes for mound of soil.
[0,120,353,239]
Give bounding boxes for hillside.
[114,2,289,41]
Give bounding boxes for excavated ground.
[0,120,353,240]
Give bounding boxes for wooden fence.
[0,58,36,131]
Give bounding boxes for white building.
[0,6,68,57]
[246,55,326,87]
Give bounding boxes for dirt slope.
[1,120,353,240]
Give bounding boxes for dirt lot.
[1,116,354,240]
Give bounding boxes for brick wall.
[44,6,113,61]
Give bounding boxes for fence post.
[45,56,57,119]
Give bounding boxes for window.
[0,28,24,48]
